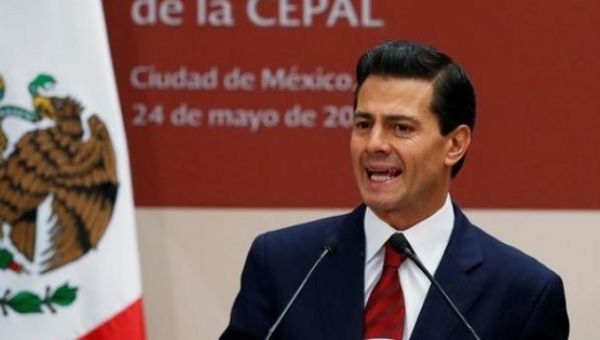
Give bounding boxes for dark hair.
[354,40,476,177]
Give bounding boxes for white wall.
[136,208,600,339]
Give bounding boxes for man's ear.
[444,124,472,167]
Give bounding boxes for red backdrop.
[104,0,600,209]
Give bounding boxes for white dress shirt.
[363,195,454,340]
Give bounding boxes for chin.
[368,202,400,214]
[361,193,402,213]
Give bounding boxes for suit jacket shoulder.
[412,205,569,340]
[220,206,367,340]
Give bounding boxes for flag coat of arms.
[0,1,145,339]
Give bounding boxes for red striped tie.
[364,242,407,339]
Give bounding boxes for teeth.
[368,170,400,182]
[370,173,395,182]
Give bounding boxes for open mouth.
[366,168,402,182]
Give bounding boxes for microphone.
[388,233,481,340]
[264,237,338,340]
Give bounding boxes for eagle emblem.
[0,73,119,274]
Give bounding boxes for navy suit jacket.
[221,204,569,340]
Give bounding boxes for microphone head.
[388,233,414,257]
[322,235,340,255]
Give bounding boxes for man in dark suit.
[221,41,569,340]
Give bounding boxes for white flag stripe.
[0,1,143,339]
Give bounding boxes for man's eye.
[395,124,414,133]
[354,121,371,129]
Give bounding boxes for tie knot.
[383,242,405,269]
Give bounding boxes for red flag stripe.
[80,298,146,340]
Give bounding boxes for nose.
[366,125,391,154]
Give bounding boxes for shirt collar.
[364,195,455,267]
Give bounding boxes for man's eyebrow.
[353,111,372,119]
[384,114,420,125]
[354,111,420,124]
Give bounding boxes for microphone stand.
[264,245,334,340]
[389,233,481,340]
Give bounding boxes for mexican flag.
[0,1,145,339]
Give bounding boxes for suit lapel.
[411,205,484,339]
[316,205,366,340]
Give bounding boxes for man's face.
[351,75,460,225]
